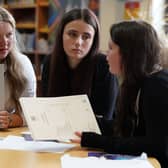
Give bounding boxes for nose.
[0,36,8,46]
[106,50,110,61]
[75,36,82,46]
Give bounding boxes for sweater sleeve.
[81,132,168,167]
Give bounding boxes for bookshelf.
[1,0,49,96]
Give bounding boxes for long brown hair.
[48,8,100,97]
[110,21,162,136]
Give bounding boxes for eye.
[82,33,91,40]
[67,30,78,38]
[6,32,13,39]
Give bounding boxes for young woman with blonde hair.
[0,7,36,128]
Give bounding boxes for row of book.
[16,31,49,54]
[0,0,35,5]
[16,31,35,53]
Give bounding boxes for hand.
[70,131,82,144]
[0,111,10,129]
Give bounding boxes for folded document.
[20,95,101,141]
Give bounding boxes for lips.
[0,48,8,51]
[72,48,82,54]
[0,48,8,56]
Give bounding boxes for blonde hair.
[0,7,27,113]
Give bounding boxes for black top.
[81,69,168,168]
[42,53,118,135]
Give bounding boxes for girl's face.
[63,19,95,68]
[0,21,14,60]
[106,39,122,75]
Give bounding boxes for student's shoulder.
[17,53,32,65]
[94,52,115,81]
[17,53,35,74]
[146,69,168,85]
[143,69,168,93]
[154,69,168,81]
[95,52,108,69]
[96,52,107,62]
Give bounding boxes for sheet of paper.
[0,135,75,153]
[61,154,154,168]
[0,64,5,110]
[20,95,101,141]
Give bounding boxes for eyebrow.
[67,29,92,35]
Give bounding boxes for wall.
[100,0,124,51]
[99,0,147,51]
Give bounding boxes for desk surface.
[0,127,161,168]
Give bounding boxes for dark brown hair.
[110,20,162,136]
[48,8,100,97]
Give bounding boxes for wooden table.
[0,127,161,168]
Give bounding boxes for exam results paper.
[20,95,101,141]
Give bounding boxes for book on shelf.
[6,0,35,4]
[16,31,35,53]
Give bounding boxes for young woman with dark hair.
[42,8,118,135]
[72,20,168,167]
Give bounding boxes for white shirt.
[5,53,36,99]
[19,53,36,97]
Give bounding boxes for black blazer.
[81,69,168,168]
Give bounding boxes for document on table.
[61,154,154,168]
[0,135,75,153]
[20,95,101,141]
[0,64,5,110]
